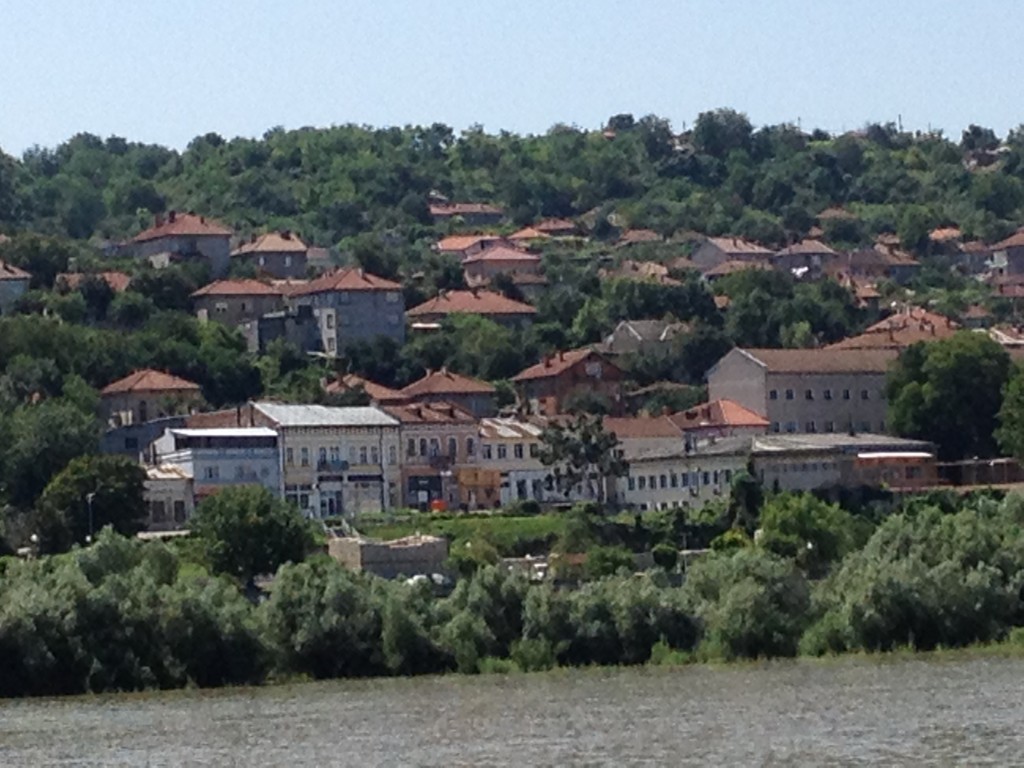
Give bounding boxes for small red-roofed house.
[129,211,233,276]
[231,230,308,278]
[100,369,203,427]
[407,289,537,329]
[430,202,504,227]
[691,236,773,272]
[462,245,543,288]
[435,234,509,260]
[401,368,497,417]
[191,279,284,327]
[668,399,770,441]
[512,348,625,416]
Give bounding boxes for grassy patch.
[359,512,567,556]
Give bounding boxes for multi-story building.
[406,289,537,330]
[128,211,233,276]
[512,348,625,416]
[435,234,509,261]
[191,279,284,328]
[400,368,496,417]
[100,369,203,428]
[707,348,897,436]
[691,236,773,272]
[462,245,543,288]
[288,267,405,355]
[143,465,195,532]
[771,239,838,279]
[231,230,308,279]
[152,426,282,500]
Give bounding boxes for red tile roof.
[324,374,407,403]
[774,239,838,257]
[618,229,662,246]
[463,245,542,265]
[407,290,536,318]
[602,415,682,439]
[131,212,232,243]
[383,401,477,424]
[289,267,402,296]
[232,231,307,255]
[994,229,1024,250]
[507,227,551,241]
[512,348,617,382]
[191,279,283,298]
[101,369,201,396]
[534,218,577,234]
[928,227,962,243]
[0,260,31,281]
[704,237,773,256]
[57,271,131,292]
[402,369,496,396]
[669,399,769,431]
[826,308,958,349]
[436,234,506,252]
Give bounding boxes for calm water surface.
[3,655,1024,766]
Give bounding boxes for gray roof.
[626,435,752,462]
[752,433,934,455]
[253,403,400,428]
[171,427,278,438]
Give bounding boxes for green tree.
[189,486,315,583]
[538,413,628,503]
[997,366,1024,460]
[757,493,868,576]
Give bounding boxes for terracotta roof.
[407,290,536,318]
[617,229,663,246]
[736,348,898,374]
[463,245,541,265]
[232,231,307,256]
[817,207,857,221]
[436,234,506,252]
[131,212,232,243]
[383,401,477,425]
[402,369,496,396]
[191,279,283,298]
[713,295,731,309]
[994,229,1024,250]
[963,305,992,320]
[101,369,201,396]
[703,259,773,278]
[324,374,407,403]
[669,399,769,431]
[0,260,31,281]
[430,203,504,217]
[534,218,577,234]
[57,271,131,292]
[774,239,838,257]
[507,227,550,241]
[704,237,773,256]
[826,247,920,274]
[270,278,310,297]
[290,267,401,296]
[602,415,682,439]
[928,227,962,243]
[512,348,618,382]
[961,240,990,254]
[826,308,958,349]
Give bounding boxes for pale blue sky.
[2,1,1021,155]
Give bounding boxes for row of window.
[769,388,881,402]
[324,312,402,329]
[407,436,475,459]
[285,445,398,467]
[770,420,884,434]
[148,499,188,524]
[481,442,541,460]
[627,468,733,492]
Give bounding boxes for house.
[602,415,686,456]
[196,402,401,518]
[992,229,1024,276]
[241,304,322,354]
[825,246,920,285]
[288,267,406,355]
[601,319,689,356]
[429,202,504,227]
[512,348,625,415]
[507,272,550,302]
[691,237,773,272]
[383,401,480,509]
[324,374,408,406]
[462,245,543,288]
[143,464,195,532]
[772,239,838,278]
[507,227,551,244]
[100,369,203,428]
[231,230,308,279]
[707,348,898,436]
[400,368,497,417]
[599,260,681,285]
[434,234,508,260]
[826,307,958,350]
[328,535,449,579]
[152,426,282,501]
[0,260,30,314]
[191,279,284,328]
[668,399,770,442]
[617,229,662,247]
[406,289,537,330]
[534,218,578,237]
[128,211,233,276]
[56,271,132,293]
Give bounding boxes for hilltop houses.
[231,231,308,278]
[129,211,233,276]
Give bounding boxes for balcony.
[317,459,350,475]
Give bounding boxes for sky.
[2,1,1022,155]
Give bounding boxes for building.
[826,308,958,350]
[702,260,773,281]
[599,260,680,285]
[429,202,504,227]
[706,348,898,436]
[384,401,479,509]
[400,368,497,417]
[617,229,662,247]
[691,237,773,272]
[406,289,537,330]
[602,415,686,457]
[288,267,406,355]
[329,535,449,579]
[507,227,550,244]
[100,369,203,428]
[55,271,131,294]
[462,245,543,288]
[512,348,625,416]
[533,218,578,237]
[668,399,770,442]
[0,260,30,314]
[825,246,920,285]
[991,229,1024,276]
[772,239,838,278]
[324,374,408,406]
[143,465,195,532]
[128,211,233,276]
[191,279,285,327]
[231,231,308,278]
[200,403,401,518]
[435,234,509,260]
[152,427,282,500]
[241,304,322,354]
[601,319,689,356]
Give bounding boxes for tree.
[757,493,868,577]
[997,366,1024,460]
[538,413,628,504]
[189,486,315,583]
[34,454,146,553]
[887,332,1011,460]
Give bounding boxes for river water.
[2,655,1024,766]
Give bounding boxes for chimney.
[154,213,164,227]
[558,350,564,361]
[281,230,291,240]
[543,355,552,368]
[168,210,177,223]
[358,267,364,278]
[200,215,206,224]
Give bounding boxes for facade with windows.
[143,464,195,532]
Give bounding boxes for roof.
[831,247,920,271]
[232,231,307,256]
[733,348,898,374]
[101,369,201,396]
[56,271,131,292]
[507,227,550,241]
[669,399,770,431]
[253,402,399,428]
[703,259,772,278]
[430,202,504,217]
[607,319,689,344]
[131,212,232,243]
[436,234,506,252]
[774,239,838,257]
[170,427,278,438]
[602,416,683,440]
[994,229,1024,250]
[929,227,963,243]
[0,260,30,281]
[289,267,402,296]
[602,260,671,281]
[462,245,542,265]
[401,369,496,396]
[534,218,577,234]
[512,348,618,382]
[147,464,192,481]
[617,229,662,246]
[703,237,773,256]
[752,433,934,455]
[480,417,544,440]
[407,290,536,318]
[817,207,857,221]
[324,374,407,403]
[383,401,477,425]
[826,308,958,350]
[191,279,283,298]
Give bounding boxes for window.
[702,471,711,486]
[284,255,292,267]
[330,446,341,463]
[235,465,245,479]
[824,421,835,433]
[151,501,167,523]
[681,472,690,487]
[318,447,327,466]
[530,443,539,458]
[861,389,869,400]
[448,437,458,458]
[659,475,667,489]
[497,444,508,459]
[349,446,357,463]
[205,466,219,480]
[514,443,524,459]
[670,473,678,488]
[785,389,794,400]
[786,422,797,433]
[648,475,657,489]
[823,389,832,400]
[713,471,719,485]
[806,421,816,433]
[418,438,427,457]
[769,390,778,400]
[771,422,780,433]
[860,421,871,432]
[805,389,814,400]
[388,446,397,465]
[258,256,266,267]
[326,314,335,329]
[428,439,439,457]
[371,446,379,464]
[638,476,647,490]
[482,444,492,459]
[466,437,476,457]
[724,469,733,484]
[879,421,886,432]
[286,447,294,465]
[300,448,309,467]
[240,302,248,312]
[360,446,369,464]
[173,501,186,523]
[214,302,227,313]
[326,338,336,353]
[628,477,636,491]
[842,389,851,400]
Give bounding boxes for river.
[2,655,1024,766]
